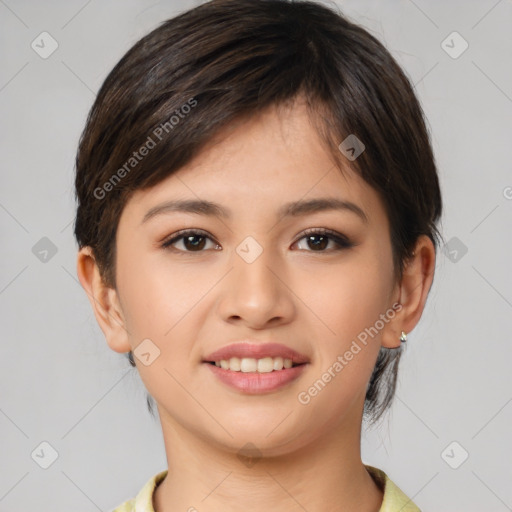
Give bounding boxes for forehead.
[121,101,388,228]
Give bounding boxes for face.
[111,99,400,455]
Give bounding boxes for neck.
[152,407,383,512]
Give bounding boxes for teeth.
[241,358,257,372]
[214,357,296,372]
[257,357,274,373]
[273,356,283,370]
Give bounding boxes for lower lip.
[204,363,308,394]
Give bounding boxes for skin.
[77,97,435,512]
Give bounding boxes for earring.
[400,331,407,343]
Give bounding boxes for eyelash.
[160,228,354,253]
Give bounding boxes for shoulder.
[365,465,421,512]
[110,470,168,512]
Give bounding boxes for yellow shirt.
[111,465,420,512]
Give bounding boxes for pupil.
[308,235,327,250]
[185,235,206,251]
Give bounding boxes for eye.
[293,228,354,252]
[161,229,221,253]
[161,228,353,253]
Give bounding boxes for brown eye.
[161,229,220,252]
[182,234,207,251]
[294,229,353,252]
[304,234,329,251]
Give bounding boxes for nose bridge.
[218,237,293,325]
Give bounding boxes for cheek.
[116,242,199,336]
[294,261,392,421]
[115,244,219,390]
[115,247,203,398]
[297,248,394,405]
[304,255,392,340]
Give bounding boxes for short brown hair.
[74,0,442,423]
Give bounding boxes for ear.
[76,246,131,354]
[381,235,436,348]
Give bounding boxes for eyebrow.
[141,197,368,224]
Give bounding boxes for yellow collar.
[113,465,420,511]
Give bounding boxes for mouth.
[202,342,310,393]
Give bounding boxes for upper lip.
[203,342,310,364]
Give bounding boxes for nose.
[216,243,296,329]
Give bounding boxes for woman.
[74,0,442,510]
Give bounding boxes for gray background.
[1,0,511,510]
